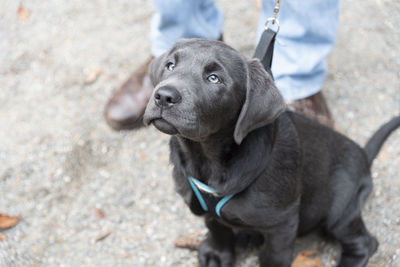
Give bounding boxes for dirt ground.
[1,0,399,266]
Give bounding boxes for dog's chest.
[174,156,253,224]
[170,135,293,229]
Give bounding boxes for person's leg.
[105,0,223,130]
[151,0,223,57]
[258,0,340,126]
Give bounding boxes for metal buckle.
[264,18,280,33]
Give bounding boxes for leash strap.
[253,27,277,77]
[188,176,235,217]
[253,0,281,78]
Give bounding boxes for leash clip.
[265,0,281,33]
[273,0,281,21]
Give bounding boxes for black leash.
[253,0,281,79]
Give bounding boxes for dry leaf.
[139,154,147,162]
[118,253,131,258]
[0,213,21,229]
[292,250,322,267]
[93,208,105,219]
[17,5,30,23]
[0,233,7,241]
[174,236,201,251]
[84,66,103,85]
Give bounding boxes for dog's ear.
[233,59,286,145]
[149,52,167,86]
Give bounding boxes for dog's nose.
[154,86,182,108]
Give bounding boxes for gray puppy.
[144,38,400,267]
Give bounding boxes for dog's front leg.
[258,217,298,267]
[198,215,235,267]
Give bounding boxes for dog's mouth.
[151,118,179,135]
[143,105,180,135]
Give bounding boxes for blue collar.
[188,176,235,217]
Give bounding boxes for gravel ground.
[1,0,399,266]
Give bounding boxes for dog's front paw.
[198,238,235,267]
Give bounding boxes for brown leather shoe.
[288,92,334,128]
[104,57,154,130]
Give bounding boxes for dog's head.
[143,39,285,144]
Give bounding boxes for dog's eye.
[207,74,220,84]
[166,62,175,71]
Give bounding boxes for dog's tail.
[364,115,400,166]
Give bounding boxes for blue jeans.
[151,0,340,101]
